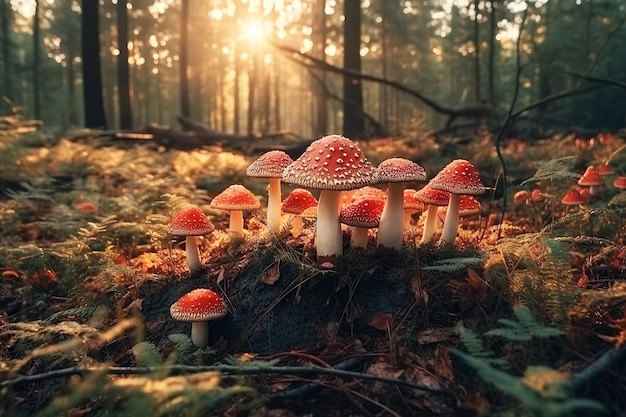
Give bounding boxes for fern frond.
[485,305,565,342]
[456,322,508,367]
[132,341,161,367]
[521,155,580,185]
[168,333,194,360]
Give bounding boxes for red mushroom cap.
[613,176,626,190]
[74,201,98,213]
[281,135,378,191]
[210,184,261,211]
[530,189,544,203]
[376,158,427,184]
[246,150,294,178]
[413,185,450,206]
[561,188,586,205]
[403,188,423,211]
[167,204,215,236]
[281,188,318,214]
[170,288,227,322]
[578,166,601,187]
[429,159,486,195]
[340,197,385,228]
[513,190,530,205]
[597,164,614,177]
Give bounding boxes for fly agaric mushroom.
[413,185,450,243]
[281,134,378,267]
[246,150,294,233]
[170,288,227,348]
[613,176,626,191]
[438,195,481,220]
[513,190,530,205]
[428,159,485,245]
[375,158,427,250]
[340,196,385,248]
[349,186,386,202]
[597,163,614,177]
[281,188,318,237]
[403,188,423,230]
[578,166,602,196]
[210,184,260,236]
[167,204,215,273]
[561,187,587,212]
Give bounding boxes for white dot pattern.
[170,288,227,322]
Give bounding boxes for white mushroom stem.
[420,205,440,243]
[350,227,369,248]
[228,210,244,236]
[439,193,461,245]
[289,215,303,237]
[185,235,202,273]
[377,183,404,250]
[266,177,282,232]
[316,190,343,262]
[190,321,209,347]
[589,185,600,196]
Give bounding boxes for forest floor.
[1,122,626,416]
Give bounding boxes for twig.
[0,363,456,398]
[567,347,626,394]
[565,71,626,90]
[494,8,527,238]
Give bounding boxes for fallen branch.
[0,363,456,398]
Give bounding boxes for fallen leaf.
[433,344,455,381]
[367,312,394,331]
[416,328,456,345]
[260,262,280,285]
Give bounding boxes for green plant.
[485,305,565,341]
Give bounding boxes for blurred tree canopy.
[1,0,625,137]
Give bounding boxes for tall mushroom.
[170,288,227,348]
[413,185,450,243]
[210,184,260,236]
[376,158,427,250]
[167,204,215,273]
[428,159,486,245]
[246,150,294,233]
[282,134,378,267]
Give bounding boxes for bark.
[473,0,481,101]
[487,1,497,106]
[342,0,365,138]
[1,0,11,100]
[117,0,133,129]
[179,0,190,118]
[81,0,107,128]
[313,0,328,136]
[33,1,41,120]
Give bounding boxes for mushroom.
[170,288,227,348]
[167,204,215,273]
[375,158,427,250]
[340,196,385,248]
[402,188,423,231]
[613,176,626,191]
[246,150,294,233]
[561,187,587,212]
[413,185,450,243]
[578,166,602,196]
[428,159,486,245]
[597,163,614,177]
[438,195,481,221]
[281,134,378,267]
[210,184,261,236]
[281,188,318,237]
[513,190,530,205]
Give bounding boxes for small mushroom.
[170,288,227,348]
[281,188,318,237]
[613,176,626,191]
[210,184,260,236]
[413,185,450,243]
[402,188,424,231]
[167,204,215,273]
[428,159,486,245]
[246,150,294,233]
[340,196,385,248]
[578,166,602,196]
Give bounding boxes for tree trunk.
[117,0,133,129]
[487,0,497,106]
[247,53,257,136]
[33,0,41,120]
[81,0,107,128]
[313,0,328,137]
[1,0,11,101]
[179,0,190,118]
[342,0,365,138]
[66,27,78,126]
[473,0,481,102]
[233,45,241,134]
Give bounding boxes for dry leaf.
[433,344,455,381]
[260,262,280,285]
[367,312,394,331]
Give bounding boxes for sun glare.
[242,21,266,43]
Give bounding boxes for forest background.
[1,0,625,141]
